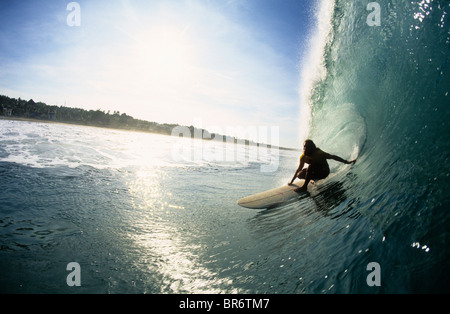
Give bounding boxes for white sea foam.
[298,0,336,142]
[0,119,283,172]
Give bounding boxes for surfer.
[289,139,356,192]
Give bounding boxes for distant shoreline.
[0,115,297,151]
[1,94,298,151]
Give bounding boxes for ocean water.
[0,120,297,294]
[1,0,449,294]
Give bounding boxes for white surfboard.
[237,180,307,209]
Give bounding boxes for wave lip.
[298,0,336,142]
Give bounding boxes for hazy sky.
[0,0,317,147]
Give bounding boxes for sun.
[133,26,195,82]
[116,24,204,125]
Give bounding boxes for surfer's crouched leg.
[295,166,330,192]
[300,166,330,181]
[294,169,309,192]
[296,168,307,180]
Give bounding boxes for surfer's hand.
[347,159,356,165]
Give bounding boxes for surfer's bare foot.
[294,186,307,193]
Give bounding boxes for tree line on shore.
[0,94,292,149]
[0,94,178,135]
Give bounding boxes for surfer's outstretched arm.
[328,154,356,164]
[289,166,301,185]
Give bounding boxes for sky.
[0,0,317,148]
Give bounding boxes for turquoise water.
[0,120,299,293]
[305,0,450,292]
[1,0,449,293]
